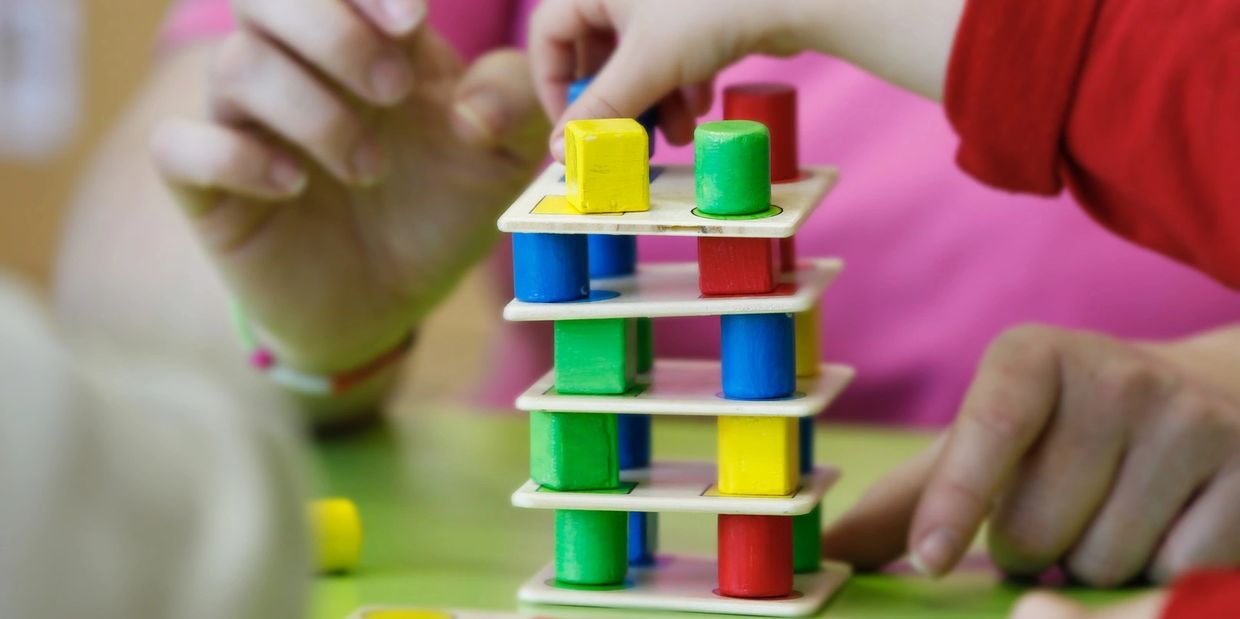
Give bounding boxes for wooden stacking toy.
[498,82,854,616]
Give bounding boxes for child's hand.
[822,325,1240,586]
[149,0,548,373]
[529,0,963,160]
[1010,591,1166,619]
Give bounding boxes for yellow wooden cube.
[795,304,821,377]
[565,118,650,213]
[309,498,362,573]
[718,416,799,496]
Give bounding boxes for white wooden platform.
[348,608,522,619]
[511,461,838,515]
[518,555,851,617]
[516,359,854,418]
[503,258,842,321]
[497,164,838,238]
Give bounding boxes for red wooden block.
[717,514,794,598]
[779,236,797,273]
[697,237,780,296]
[723,83,799,183]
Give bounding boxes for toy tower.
[498,83,855,616]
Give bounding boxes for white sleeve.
[0,278,311,619]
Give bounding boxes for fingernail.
[453,90,506,146]
[911,528,959,577]
[351,139,385,185]
[267,155,307,194]
[370,53,413,104]
[380,0,423,33]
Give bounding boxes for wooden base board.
[518,555,851,617]
[511,461,839,515]
[497,164,838,238]
[516,360,855,418]
[503,258,842,321]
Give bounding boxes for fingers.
[1064,391,1227,587]
[209,31,383,184]
[910,325,1062,577]
[233,0,421,105]
[820,434,945,570]
[1010,591,1167,619]
[452,49,549,158]
[150,117,307,203]
[1149,462,1240,582]
[987,336,1140,576]
[529,0,633,123]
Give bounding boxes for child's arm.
[820,324,1240,584]
[530,0,1240,288]
[0,278,309,619]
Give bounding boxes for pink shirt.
[164,0,1240,427]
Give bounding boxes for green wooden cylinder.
[793,503,823,573]
[556,509,628,585]
[694,120,771,216]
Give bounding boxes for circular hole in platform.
[711,588,804,600]
[713,391,807,401]
[559,289,620,303]
[691,205,784,221]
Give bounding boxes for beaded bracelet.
[230,301,413,396]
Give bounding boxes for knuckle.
[985,324,1059,379]
[988,518,1060,574]
[966,402,1028,445]
[1066,548,1130,588]
[321,20,378,68]
[209,32,266,91]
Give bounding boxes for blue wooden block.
[617,413,651,470]
[568,76,657,156]
[588,235,637,278]
[799,416,814,474]
[628,511,658,566]
[720,313,796,399]
[512,233,589,302]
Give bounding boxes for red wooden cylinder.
[723,84,799,183]
[717,514,794,598]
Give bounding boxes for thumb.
[820,433,945,570]
[451,49,551,164]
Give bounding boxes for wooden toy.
[530,411,619,491]
[795,304,821,377]
[556,509,628,585]
[697,236,781,295]
[724,83,800,183]
[721,313,797,400]
[588,234,637,277]
[505,258,841,322]
[497,163,837,238]
[502,82,850,616]
[718,415,799,496]
[512,460,837,515]
[512,233,589,302]
[628,511,657,566]
[553,318,637,394]
[793,504,823,573]
[565,119,650,213]
[717,514,794,598]
[568,75,658,156]
[310,497,362,574]
[518,360,853,417]
[695,120,771,216]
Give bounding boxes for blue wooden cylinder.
[617,413,651,470]
[588,235,638,278]
[720,313,796,399]
[628,511,658,566]
[799,416,814,474]
[512,233,589,302]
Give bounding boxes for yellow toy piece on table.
[310,497,362,573]
[565,118,650,213]
[718,416,799,496]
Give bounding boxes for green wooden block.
[793,503,823,573]
[694,120,771,216]
[637,317,653,374]
[556,509,628,585]
[530,411,619,491]
[554,318,637,394]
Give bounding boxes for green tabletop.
[310,411,1141,619]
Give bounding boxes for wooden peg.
[694,120,771,216]
[717,514,794,598]
[512,233,589,302]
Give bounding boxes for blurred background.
[0,0,166,287]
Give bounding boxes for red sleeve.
[1162,569,1240,619]
[945,0,1240,288]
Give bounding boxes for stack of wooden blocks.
[499,84,856,616]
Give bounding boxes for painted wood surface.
[529,411,619,491]
[565,118,650,213]
[555,509,629,585]
[718,514,794,598]
[694,120,771,216]
[718,416,800,496]
[511,233,589,302]
[721,313,797,400]
[553,318,638,395]
[698,236,781,295]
